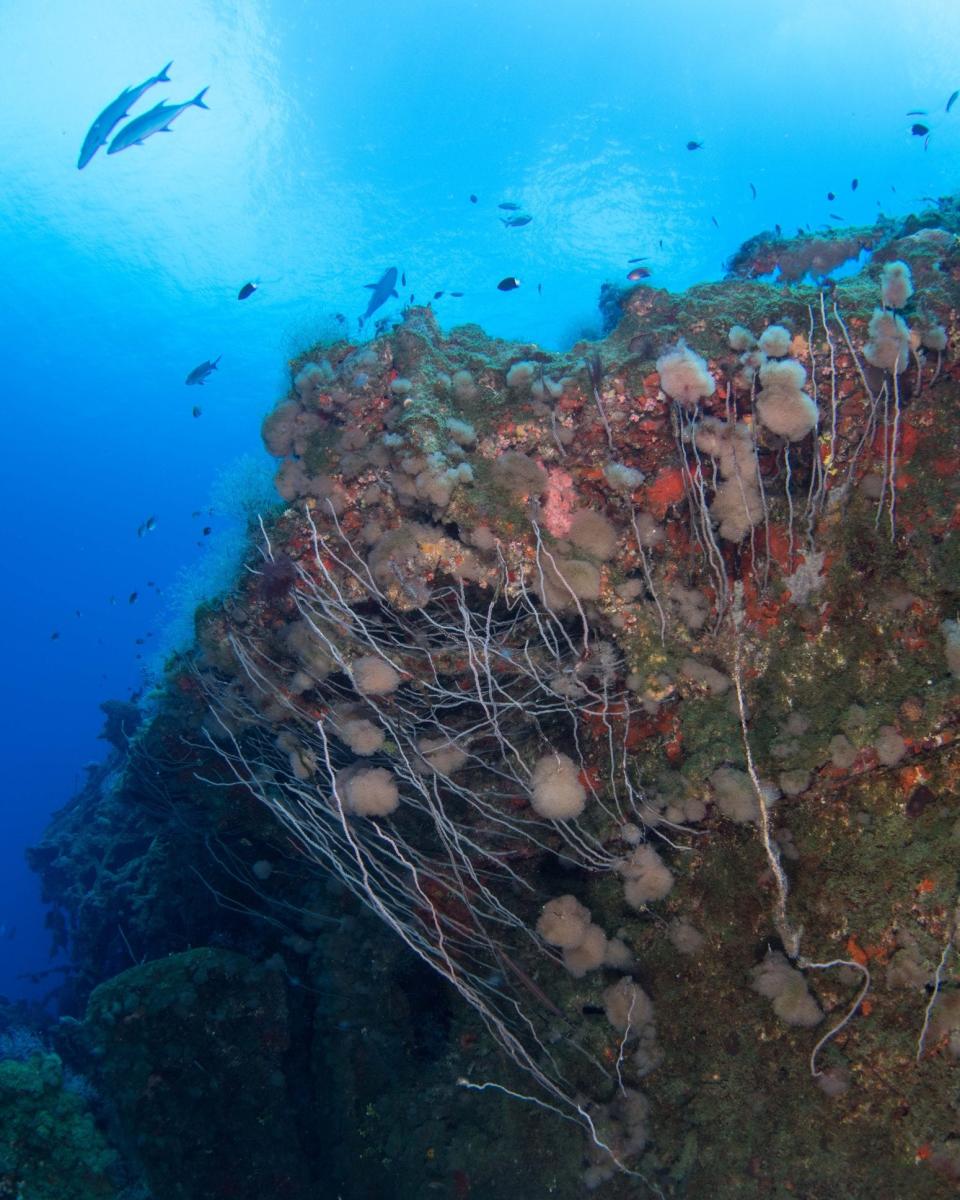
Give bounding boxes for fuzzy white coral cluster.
[756,358,819,442]
[656,341,715,408]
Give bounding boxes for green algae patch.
[85,948,310,1200]
[0,1052,116,1200]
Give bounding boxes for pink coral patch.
[542,469,576,536]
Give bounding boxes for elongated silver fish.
[108,87,209,154]
[185,355,220,385]
[359,267,399,328]
[77,61,172,169]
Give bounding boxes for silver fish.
[359,267,399,328]
[78,61,172,169]
[185,355,220,386]
[108,87,209,154]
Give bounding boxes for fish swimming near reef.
[498,201,521,210]
[238,281,258,300]
[192,405,202,418]
[107,87,209,154]
[359,267,399,328]
[627,267,651,281]
[500,214,533,227]
[77,60,172,168]
[686,140,703,150]
[185,355,221,385]
[947,90,959,113]
[497,276,520,291]
[911,123,930,137]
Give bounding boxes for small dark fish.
[450,291,464,297]
[51,631,60,641]
[711,215,719,228]
[469,194,478,203]
[433,290,444,299]
[501,214,533,227]
[906,109,928,116]
[135,637,145,645]
[497,276,520,291]
[627,257,649,263]
[401,271,406,287]
[749,182,757,199]
[911,123,929,136]
[775,223,782,237]
[202,526,211,536]
[147,580,156,587]
[334,312,346,325]
[409,293,414,302]
[238,281,257,300]
[74,609,81,617]
[851,178,859,190]
[192,405,202,418]
[191,510,201,517]
[627,267,651,281]
[829,213,845,221]
[185,355,221,386]
[658,239,663,249]
[947,90,959,114]
[128,592,138,604]
[686,141,703,150]
[537,282,542,295]
[145,515,157,532]
[827,191,836,200]
[498,202,521,210]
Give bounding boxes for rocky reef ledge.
[24,209,960,1199]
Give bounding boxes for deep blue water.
[1,0,958,1001]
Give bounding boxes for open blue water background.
[1,0,957,1001]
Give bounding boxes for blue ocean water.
[0,0,957,1003]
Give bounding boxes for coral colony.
[113,226,960,1190]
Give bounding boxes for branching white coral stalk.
[730,583,800,959]
[799,956,871,1077]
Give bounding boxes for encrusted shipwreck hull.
[33,218,960,1198]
